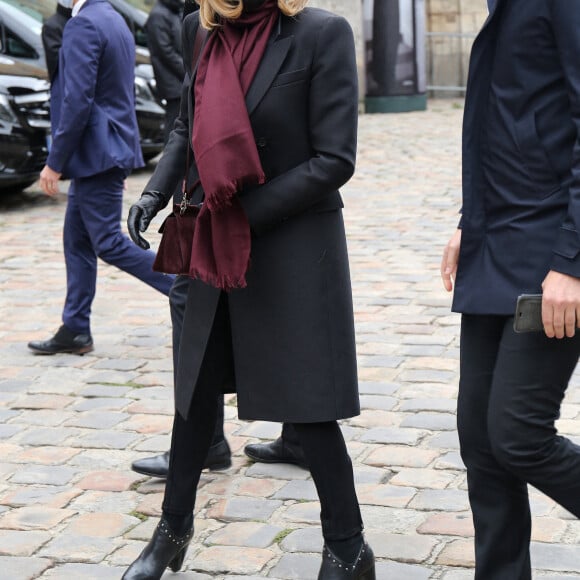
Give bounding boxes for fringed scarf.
[190,0,279,290]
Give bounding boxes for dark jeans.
[163,292,362,541]
[458,314,580,580]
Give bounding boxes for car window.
[134,23,148,48]
[123,0,154,11]
[1,26,38,60]
[0,0,48,21]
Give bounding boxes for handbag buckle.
[179,196,188,215]
[179,179,201,215]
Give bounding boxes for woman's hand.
[127,191,169,250]
[541,270,580,338]
[441,229,462,292]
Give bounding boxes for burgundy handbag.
[152,189,202,275]
[151,24,208,275]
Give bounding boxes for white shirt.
[72,0,88,17]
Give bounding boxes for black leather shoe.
[28,325,94,355]
[318,542,375,580]
[122,517,193,579]
[204,439,232,471]
[131,439,232,479]
[244,436,308,469]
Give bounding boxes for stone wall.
[426,0,488,95]
[308,0,489,97]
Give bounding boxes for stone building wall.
[309,0,488,98]
[426,0,488,95]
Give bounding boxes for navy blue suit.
[452,2,580,578]
[48,0,173,335]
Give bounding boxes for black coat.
[144,8,360,422]
[183,0,198,19]
[145,0,184,101]
[41,4,72,83]
[453,0,580,315]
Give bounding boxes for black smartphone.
[513,294,544,333]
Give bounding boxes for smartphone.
[513,294,544,333]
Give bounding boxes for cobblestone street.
[1,100,580,579]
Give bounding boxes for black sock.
[327,532,363,563]
[162,512,193,537]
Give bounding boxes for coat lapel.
[462,0,504,225]
[245,21,292,116]
[187,16,292,131]
[480,0,503,33]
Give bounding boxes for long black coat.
[145,0,184,101]
[144,8,360,423]
[453,0,580,315]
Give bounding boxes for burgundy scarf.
[190,0,279,290]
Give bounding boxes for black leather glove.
[127,191,170,250]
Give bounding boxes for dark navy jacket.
[145,0,183,101]
[453,0,580,314]
[47,0,143,179]
[41,3,72,83]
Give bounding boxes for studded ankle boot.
[122,517,193,580]
[317,541,375,580]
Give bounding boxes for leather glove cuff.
[141,189,172,211]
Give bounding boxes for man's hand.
[127,191,169,250]
[39,165,62,196]
[541,270,580,339]
[441,229,462,292]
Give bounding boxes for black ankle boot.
[122,518,193,579]
[317,541,375,580]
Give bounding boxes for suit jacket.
[47,0,144,179]
[453,0,580,314]
[145,0,184,101]
[144,8,360,422]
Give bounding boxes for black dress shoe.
[204,439,232,471]
[318,542,375,580]
[27,325,94,355]
[122,517,193,579]
[131,439,232,479]
[244,436,308,469]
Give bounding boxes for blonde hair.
[197,0,308,29]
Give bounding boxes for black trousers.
[163,292,363,541]
[170,276,224,442]
[458,314,580,580]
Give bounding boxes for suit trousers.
[458,314,580,580]
[62,168,174,334]
[162,292,363,541]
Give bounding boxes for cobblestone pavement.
[1,99,580,580]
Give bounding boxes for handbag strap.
[181,23,209,211]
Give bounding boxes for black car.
[0,0,165,166]
[0,55,50,192]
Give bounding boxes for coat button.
[256,137,267,149]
